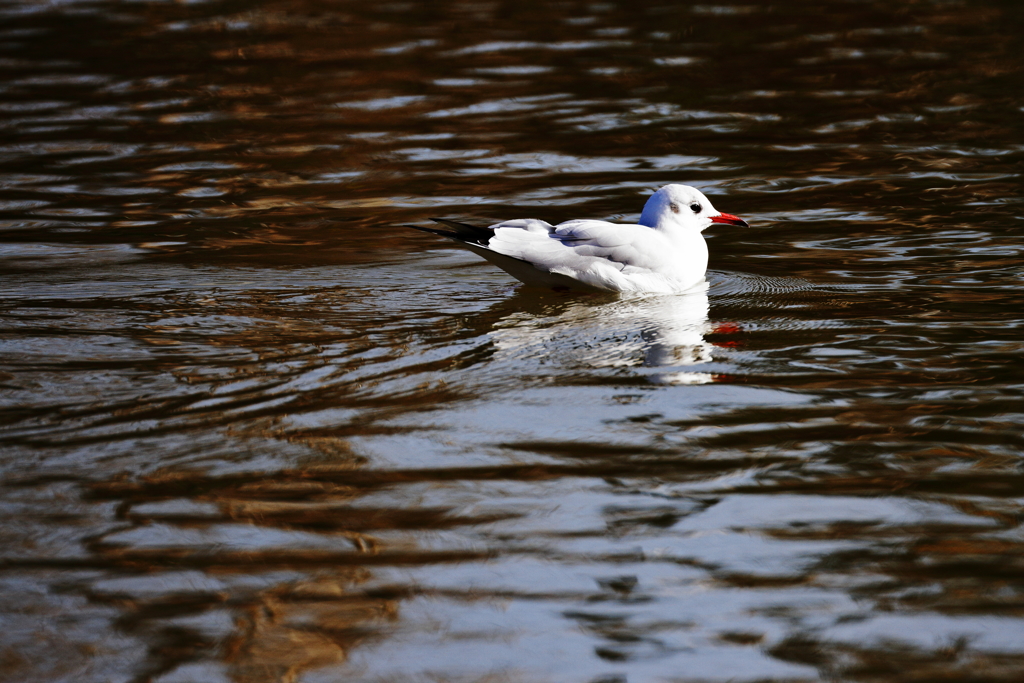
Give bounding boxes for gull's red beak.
[709,212,749,228]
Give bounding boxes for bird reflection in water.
[488,280,716,385]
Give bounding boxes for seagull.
[407,184,749,294]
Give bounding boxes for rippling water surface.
[2,0,1024,681]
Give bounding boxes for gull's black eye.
[690,202,702,213]
[669,202,680,214]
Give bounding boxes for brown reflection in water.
[8,433,1008,680]
[89,569,392,683]
[28,463,510,683]
[2,455,771,679]
[770,635,1024,683]
[222,575,395,683]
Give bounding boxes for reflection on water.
[489,282,715,385]
[1,0,1024,681]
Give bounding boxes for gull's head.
[638,184,749,232]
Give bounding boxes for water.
[1,0,1023,681]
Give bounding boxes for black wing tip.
[403,222,492,248]
[409,218,494,247]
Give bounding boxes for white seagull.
[408,184,749,294]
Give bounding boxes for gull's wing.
[488,219,676,290]
[406,218,600,290]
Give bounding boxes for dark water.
[2,0,1023,681]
